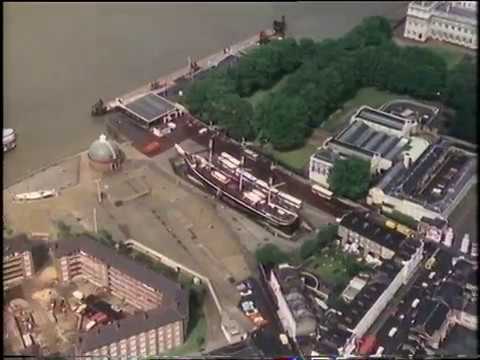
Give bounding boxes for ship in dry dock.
[175,139,302,236]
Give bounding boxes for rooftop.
[339,260,403,330]
[424,301,450,336]
[4,233,32,258]
[312,148,338,163]
[334,120,404,161]
[355,106,408,131]
[435,1,477,21]
[378,140,476,213]
[76,306,187,354]
[274,265,317,337]
[339,211,406,252]
[123,93,176,124]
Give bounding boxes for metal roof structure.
[122,93,176,124]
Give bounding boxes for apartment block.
[52,235,189,358]
[4,234,34,290]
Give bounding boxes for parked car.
[240,288,252,297]
[241,301,255,312]
[245,308,259,316]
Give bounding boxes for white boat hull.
[15,190,58,201]
[3,128,17,153]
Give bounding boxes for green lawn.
[304,247,358,288]
[322,87,407,133]
[270,143,318,172]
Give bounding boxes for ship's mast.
[208,137,214,166]
[239,156,246,192]
[268,176,273,205]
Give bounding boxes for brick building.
[52,235,189,359]
[4,234,34,290]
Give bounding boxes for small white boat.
[15,189,58,201]
[3,128,17,152]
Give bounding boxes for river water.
[3,2,407,187]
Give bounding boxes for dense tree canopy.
[328,158,371,200]
[255,94,309,150]
[255,244,289,265]
[444,57,477,142]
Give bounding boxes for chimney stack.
[144,312,149,320]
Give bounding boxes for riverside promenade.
[105,29,274,110]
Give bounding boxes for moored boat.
[3,128,17,152]
[175,141,301,235]
[15,189,58,201]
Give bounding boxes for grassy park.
[303,245,367,289]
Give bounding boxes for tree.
[300,224,338,260]
[328,158,371,200]
[255,94,309,150]
[213,94,255,141]
[255,244,289,265]
[444,57,477,142]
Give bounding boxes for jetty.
[103,29,275,112]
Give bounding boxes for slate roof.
[339,211,406,252]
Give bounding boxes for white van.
[411,298,420,309]
[388,327,398,338]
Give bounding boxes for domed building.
[87,134,124,172]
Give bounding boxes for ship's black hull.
[184,160,300,236]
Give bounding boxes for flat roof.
[355,106,407,131]
[312,148,337,163]
[4,233,32,257]
[333,119,404,160]
[123,93,176,123]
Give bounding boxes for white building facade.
[404,1,477,49]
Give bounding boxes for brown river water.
[3,2,406,187]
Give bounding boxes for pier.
[105,29,275,111]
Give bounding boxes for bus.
[312,184,333,200]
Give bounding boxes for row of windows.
[432,20,474,34]
[408,18,475,36]
[310,161,331,176]
[431,30,474,43]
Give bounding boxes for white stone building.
[404,1,477,49]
